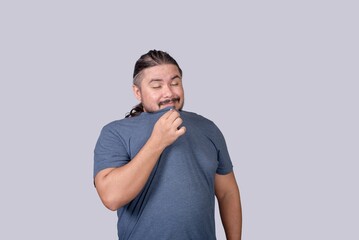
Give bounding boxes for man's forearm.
[218,191,242,240]
[95,109,186,211]
[95,136,165,210]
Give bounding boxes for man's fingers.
[158,109,185,136]
[173,117,183,128]
[176,126,186,136]
[166,109,180,123]
[161,109,175,120]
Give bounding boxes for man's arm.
[215,171,242,240]
[95,110,186,211]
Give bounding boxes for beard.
[158,97,181,107]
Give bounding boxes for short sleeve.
[93,123,130,178]
[212,124,233,175]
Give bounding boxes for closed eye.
[170,79,181,86]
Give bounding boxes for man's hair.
[125,50,182,118]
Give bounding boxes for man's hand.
[150,109,186,149]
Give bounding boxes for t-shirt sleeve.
[212,123,233,175]
[93,123,130,178]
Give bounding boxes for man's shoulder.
[102,118,126,129]
[180,110,217,130]
[181,110,213,122]
[101,116,142,132]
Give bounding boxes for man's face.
[133,64,184,112]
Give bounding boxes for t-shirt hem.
[216,167,233,175]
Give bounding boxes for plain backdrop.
[1,0,358,239]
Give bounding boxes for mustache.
[159,98,180,106]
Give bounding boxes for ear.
[132,85,142,102]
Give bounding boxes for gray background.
[1,0,358,239]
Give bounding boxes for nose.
[162,84,174,98]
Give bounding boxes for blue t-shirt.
[94,108,233,240]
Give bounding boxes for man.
[94,50,242,240]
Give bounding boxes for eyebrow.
[171,75,182,80]
[149,75,182,83]
[149,79,163,83]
